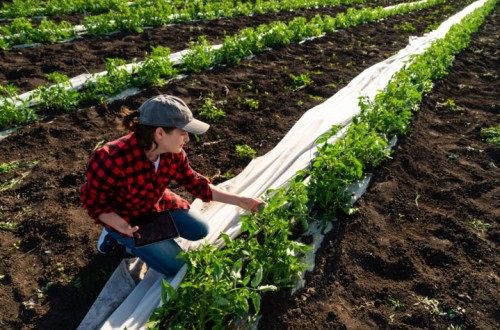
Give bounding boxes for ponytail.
[119,106,139,132]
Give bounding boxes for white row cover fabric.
[77,0,488,329]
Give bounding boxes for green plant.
[11,239,22,250]
[469,219,491,232]
[0,160,22,174]
[481,126,500,146]
[235,144,257,160]
[394,22,416,32]
[224,170,236,179]
[181,36,218,73]
[83,58,132,101]
[0,221,19,232]
[414,296,442,315]
[287,73,313,91]
[308,94,326,101]
[0,85,37,128]
[137,46,177,87]
[32,72,80,111]
[244,98,259,110]
[150,178,311,329]
[198,97,226,123]
[93,140,106,151]
[441,98,463,111]
[389,297,406,311]
[0,160,39,192]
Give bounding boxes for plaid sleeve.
[80,148,122,223]
[173,151,213,202]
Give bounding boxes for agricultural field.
[0,0,498,329]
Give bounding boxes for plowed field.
[0,0,498,329]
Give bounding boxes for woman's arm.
[209,184,266,213]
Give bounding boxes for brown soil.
[0,1,498,329]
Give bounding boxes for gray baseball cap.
[138,95,209,135]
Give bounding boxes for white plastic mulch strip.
[74,0,489,329]
[3,46,217,110]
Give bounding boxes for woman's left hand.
[209,184,266,213]
[238,196,267,213]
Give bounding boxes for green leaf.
[250,291,261,315]
[251,265,263,288]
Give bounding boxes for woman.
[80,95,265,276]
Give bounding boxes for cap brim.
[181,119,210,135]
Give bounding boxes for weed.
[308,95,326,102]
[224,170,236,179]
[11,239,22,250]
[1,172,30,192]
[93,140,106,151]
[414,296,441,315]
[0,160,38,174]
[0,221,19,232]
[389,297,406,311]
[244,98,259,110]
[0,160,39,192]
[440,98,463,111]
[198,97,226,123]
[481,126,499,146]
[394,22,417,32]
[469,219,491,232]
[235,144,257,160]
[287,73,313,91]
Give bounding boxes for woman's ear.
[155,127,164,139]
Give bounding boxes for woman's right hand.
[98,212,139,238]
[115,222,140,238]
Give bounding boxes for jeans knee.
[185,222,209,241]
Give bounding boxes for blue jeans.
[107,208,209,276]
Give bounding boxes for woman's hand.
[98,212,139,237]
[114,222,140,238]
[210,184,266,213]
[237,196,267,213]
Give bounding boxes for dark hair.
[120,106,175,151]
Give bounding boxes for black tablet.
[130,211,179,247]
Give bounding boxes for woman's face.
[158,128,189,154]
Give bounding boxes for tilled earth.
[0,0,498,329]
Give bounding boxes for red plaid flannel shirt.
[80,132,212,225]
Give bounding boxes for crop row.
[0,0,144,19]
[0,0,446,129]
[0,0,366,49]
[145,0,497,327]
